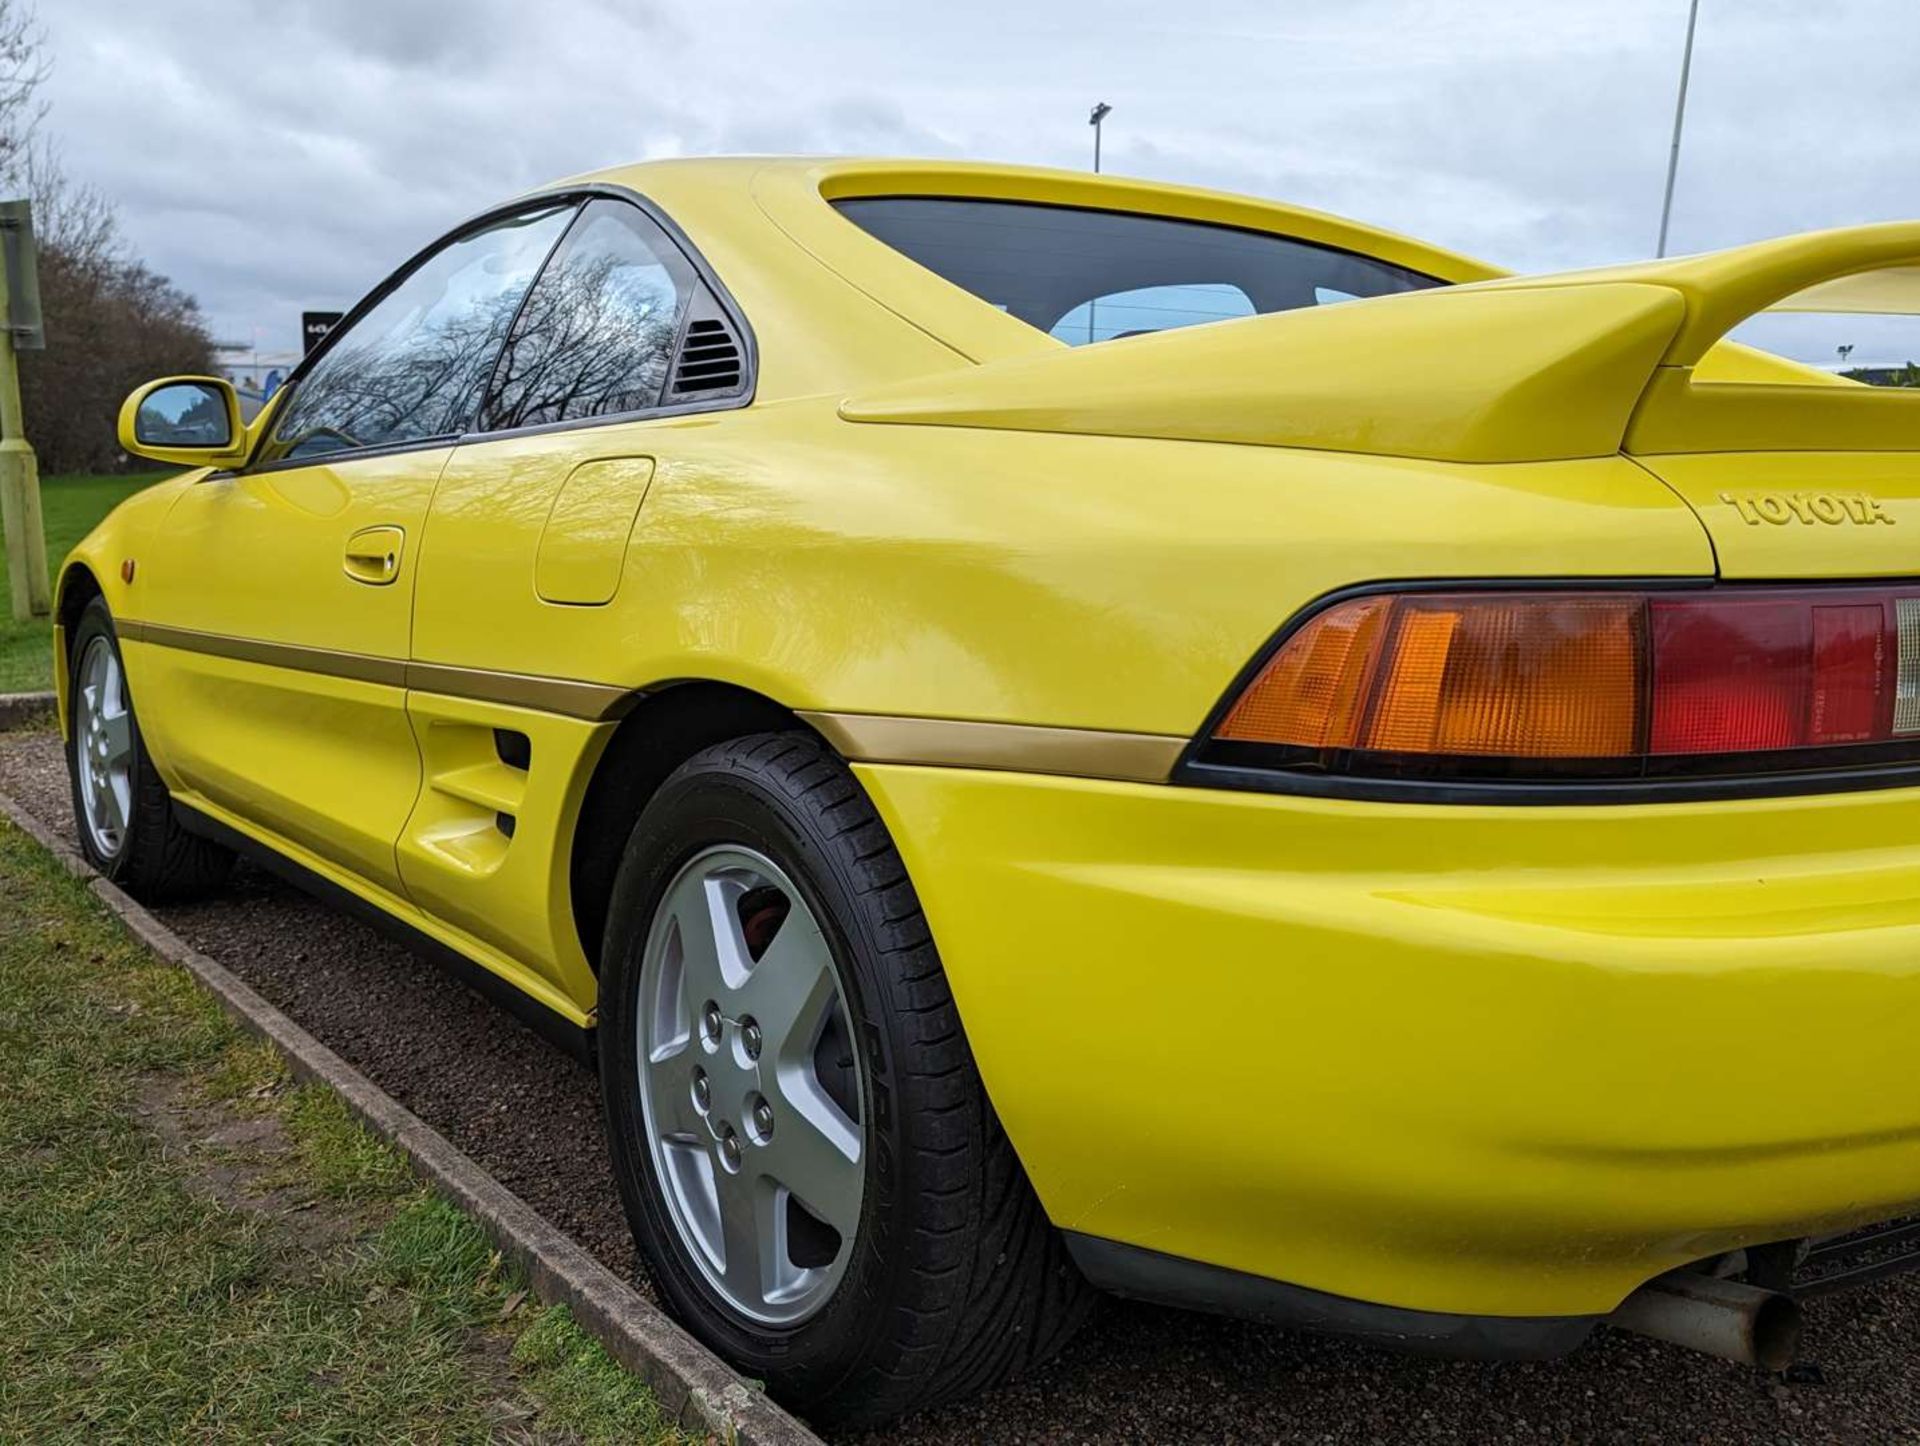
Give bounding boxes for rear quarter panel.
[446,401,1718,737]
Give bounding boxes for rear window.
[835,197,1441,345]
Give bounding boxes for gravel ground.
[7,724,1920,1443]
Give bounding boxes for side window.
[479,199,696,432]
[261,204,576,464]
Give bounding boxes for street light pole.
[1656,0,1701,258]
[1086,102,1113,343]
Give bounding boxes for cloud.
[40,0,1920,362]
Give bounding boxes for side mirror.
[117,376,250,468]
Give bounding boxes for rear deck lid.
[1629,451,1920,579]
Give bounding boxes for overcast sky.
[42,0,1920,363]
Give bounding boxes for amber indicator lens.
[1363,596,1639,757]
[1211,586,1920,781]
[1216,597,1389,748]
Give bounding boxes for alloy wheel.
[73,635,134,859]
[636,844,866,1326]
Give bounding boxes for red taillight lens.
[1203,585,1920,786]
[1809,604,1886,743]
[1647,597,1810,754]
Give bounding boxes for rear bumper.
[1064,1233,1597,1358]
[856,762,1920,1321]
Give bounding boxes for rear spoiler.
[1483,222,1920,455]
[841,222,1920,463]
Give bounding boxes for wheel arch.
[568,679,833,971]
[52,562,105,737]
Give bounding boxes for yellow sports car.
[64,157,1920,1424]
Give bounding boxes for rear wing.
[842,222,1920,463]
[1488,222,1920,364]
[1481,222,1920,454]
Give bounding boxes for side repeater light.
[1197,587,1920,787]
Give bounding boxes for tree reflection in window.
[480,200,695,432]
[264,205,576,462]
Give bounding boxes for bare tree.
[22,137,115,265]
[0,0,47,184]
[1,3,216,474]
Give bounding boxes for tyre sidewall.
[598,749,921,1401]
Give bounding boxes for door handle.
[343,525,405,586]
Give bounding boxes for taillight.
[1193,585,1920,793]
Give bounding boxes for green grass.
[0,472,162,693]
[0,821,693,1444]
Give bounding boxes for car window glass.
[835,197,1440,346]
[264,204,575,462]
[1050,282,1256,344]
[479,199,696,432]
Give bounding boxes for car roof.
[562,155,1496,283]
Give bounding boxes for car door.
[400,195,751,1004]
[131,202,578,895]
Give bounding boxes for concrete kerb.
[0,690,54,730]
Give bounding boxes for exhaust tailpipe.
[1609,1271,1802,1371]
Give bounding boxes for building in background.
[211,342,302,420]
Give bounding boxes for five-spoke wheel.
[63,596,233,896]
[73,633,135,859]
[598,732,1092,1428]
[638,845,864,1325]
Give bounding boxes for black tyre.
[598,732,1092,1427]
[65,598,233,899]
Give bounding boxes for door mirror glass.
[118,376,248,466]
[134,381,233,448]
